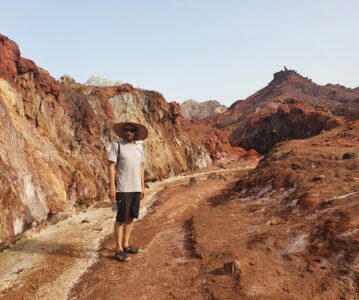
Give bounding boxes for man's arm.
[140,163,145,199]
[108,162,117,202]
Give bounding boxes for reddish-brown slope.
[222,120,359,297]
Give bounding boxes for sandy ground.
[0,162,254,300]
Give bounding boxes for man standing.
[108,120,148,262]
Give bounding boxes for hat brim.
[114,122,149,141]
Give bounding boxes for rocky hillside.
[177,117,257,162]
[204,69,359,153]
[221,120,359,298]
[180,99,227,120]
[0,34,244,249]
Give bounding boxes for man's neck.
[124,139,135,144]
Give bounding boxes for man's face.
[123,125,137,141]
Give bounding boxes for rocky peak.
[181,99,227,120]
[85,74,124,87]
[58,75,76,84]
[269,68,311,86]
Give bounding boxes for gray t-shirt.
[108,140,145,192]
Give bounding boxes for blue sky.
[1,0,358,106]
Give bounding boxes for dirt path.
[68,170,245,300]
[0,163,253,300]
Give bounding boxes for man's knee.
[125,218,134,225]
[115,220,125,227]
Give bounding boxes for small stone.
[51,211,73,224]
[267,218,279,225]
[291,163,301,170]
[81,218,90,224]
[223,260,241,274]
[342,152,357,160]
[31,221,37,228]
[207,173,218,180]
[189,177,199,185]
[289,199,298,207]
[311,175,324,182]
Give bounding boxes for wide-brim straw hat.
[114,121,149,141]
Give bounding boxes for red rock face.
[0,35,20,88]
[178,117,247,162]
[0,34,61,100]
[204,69,359,153]
[229,98,340,153]
[0,34,243,249]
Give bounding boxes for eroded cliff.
[0,34,242,249]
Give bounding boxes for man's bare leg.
[123,218,134,248]
[114,221,124,252]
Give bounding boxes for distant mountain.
[85,74,124,86]
[203,69,359,153]
[180,99,227,120]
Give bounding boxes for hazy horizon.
[1,0,358,106]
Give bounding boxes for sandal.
[115,251,131,262]
[124,246,142,254]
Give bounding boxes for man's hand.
[141,188,145,200]
[140,164,145,200]
[109,184,116,203]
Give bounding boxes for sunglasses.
[123,127,137,133]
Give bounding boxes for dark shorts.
[116,192,141,222]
